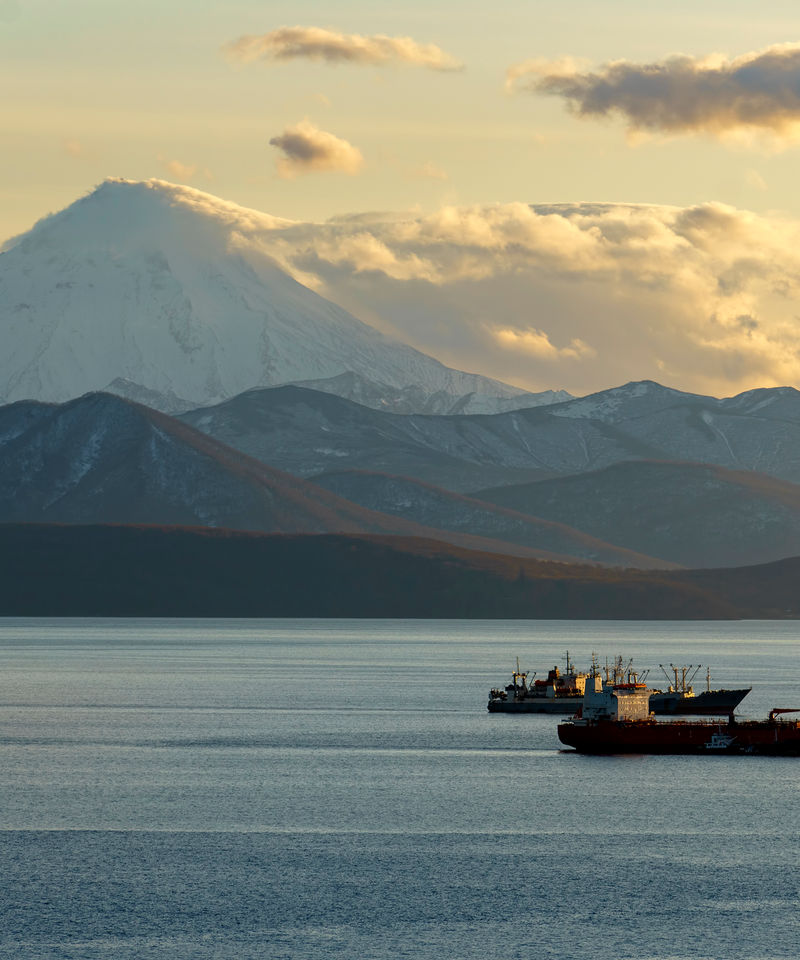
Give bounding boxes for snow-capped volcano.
[0,178,535,413]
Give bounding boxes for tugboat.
[487,654,750,716]
[557,681,800,755]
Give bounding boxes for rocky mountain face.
[0,178,537,416]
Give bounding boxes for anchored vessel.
[487,654,750,716]
[557,679,800,755]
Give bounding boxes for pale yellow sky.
[4,0,800,242]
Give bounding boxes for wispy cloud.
[62,139,84,158]
[494,328,595,361]
[407,161,449,181]
[745,169,768,190]
[269,120,364,178]
[157,157,212,182]
[508,43,800,144]
[225,25,463,72]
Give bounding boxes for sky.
[5,0,800,397]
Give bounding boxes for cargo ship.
[487,654,750,716]
[557,677,800,755]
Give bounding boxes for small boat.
[557,683,800,755]
[704,733,737,751]
[488,654,750,716]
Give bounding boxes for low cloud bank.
[508,43,800,143]
[128,181,800,397]
[252,200,800,396]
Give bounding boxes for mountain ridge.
[0,390,667,566]
[180,380,800,489]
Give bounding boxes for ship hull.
[487,697,583,714]
[649,688,751,715]
[488,688,751,716]
[558,718,800,755]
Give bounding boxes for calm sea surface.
[1,618,799,960]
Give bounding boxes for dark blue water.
[1,619,799,959]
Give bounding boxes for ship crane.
[659,663,702,693]
[768,708,800,722]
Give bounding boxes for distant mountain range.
[0,178,554,416]
[5,381,800,569]
[0,391,660,566]
[5,178,800,594]
[178,378,800,568]
[180,379,800,488]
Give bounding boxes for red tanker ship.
[557,678,800,755]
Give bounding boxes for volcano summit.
[0,179,535,414]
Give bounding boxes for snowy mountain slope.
[286,371,571,415]
[0,179,532,413]
[549,380,800,480]
[181,380,800,489]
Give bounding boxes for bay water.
[1,618,799,959]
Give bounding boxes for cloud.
[244,199,800,396]
[407,161,449,181]
[156,157,212,183]
[164,159,197,180]
[63,139,83,158]
[494,328,596,361]
[508,43,800,143]
[225,25,462,71]
[745,169,767,190]
[87,181,800,397]
[269,120,364,178]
